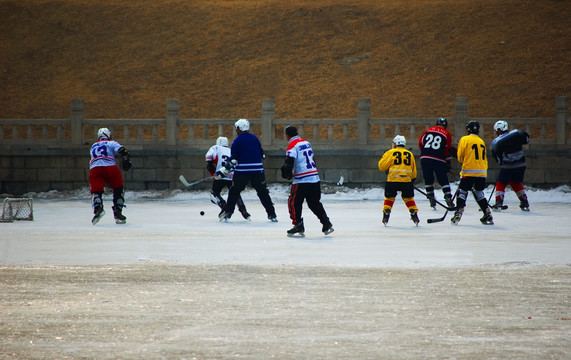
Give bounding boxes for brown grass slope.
[0,0,569,120]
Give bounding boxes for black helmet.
[466,120,480,134]
[436,118,448,128]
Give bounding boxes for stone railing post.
[357,98,370,145]
[261,98,275,147]
[454,97,469,142]
[555,96,568,145]
[166,99,179,146]
[71,99,84,145]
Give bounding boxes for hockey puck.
[200,211,205,216]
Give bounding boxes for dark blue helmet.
[436,118,448,128]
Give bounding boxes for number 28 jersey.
[457,134,488,177]
[418,126,452,163]
[286,136,320,184]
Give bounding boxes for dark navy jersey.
[492,129,530,168]
[418,126,453,163]
[230,132,265,174]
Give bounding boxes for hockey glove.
[206,161,216,175]
[215,159,237,179]
[121,157,132,171]
[281,157,294,180]
[281,165,293,180]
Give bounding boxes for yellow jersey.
[457,134,488,177]
[378,147,417,182]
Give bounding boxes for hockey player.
[451,121,494,225]
[280,126,333,237]
[491,120,531,211]
[205,136,250,219]
[418,117,456,208]
[378,135,420,226]
[217,119,278,222]
[89,127,131,225]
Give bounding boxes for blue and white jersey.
[286,136,320,184]
[491,129,530,168]
[90,140,123,169]
[205,145,233,180]
[230,132,265,174]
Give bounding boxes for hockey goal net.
[1,197,34,222]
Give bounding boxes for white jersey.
[90,140,123,169]
[205,145,233,180]
[285,136,320,184]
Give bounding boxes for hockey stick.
[321,176,344,186]
[427,189,459,224]
[413,186,456,210]
[179,175,213,187]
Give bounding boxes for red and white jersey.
[90,140,123,169]
[286,136,320,184]
[205,145,233,180]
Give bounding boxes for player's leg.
[492,169,509,210]
[421,159,437,208]
[434,162,453,206]
[382,182,397,225]
[89,167,106,224]
[510,166,529,211]
[305,182,333,234]
[401,182,420,225]
[106,166,126,224]
[473,177,493,225]
[210,180,227,209]
[451,177,472,224]
[251,173,277,221]
[219,174,247,220]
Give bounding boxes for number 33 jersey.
[286,136,320,184]
[378,148,417,183]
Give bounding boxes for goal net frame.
[0,197,34,222]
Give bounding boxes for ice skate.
[451,207,464,225]
[480,207,494,225]
[491,197,504,212]
[91,206,105,225]
[287,220,305,237]
[382,210,390,226]
[410,210,420,226]
[444,194,454,208]
[239,207,251,221]
[113,206,126,224]
[519,195,530,212]
[429,198,437,209]
[321,219,334,235]
[268,215,278,222]
[218,210,231,222]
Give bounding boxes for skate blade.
[92,210,106,225]
[287,232,305,238]
[323,227,334,235]
[115,219,127,224]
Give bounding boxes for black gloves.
[121,157,132,171]
[281,157,294,180]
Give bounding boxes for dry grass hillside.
[0,0,569,120]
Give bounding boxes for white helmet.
[494,120,508,132]
[216,136,229,147]
[235,118,250,132]
[97,127,111,140]
[393,135,406,146]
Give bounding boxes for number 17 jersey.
[286,136,320,184]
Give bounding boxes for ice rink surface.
[1,184,570,267]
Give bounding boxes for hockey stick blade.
[413,186,456,211]
[337,176,344,186]
[179,175,212,187]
